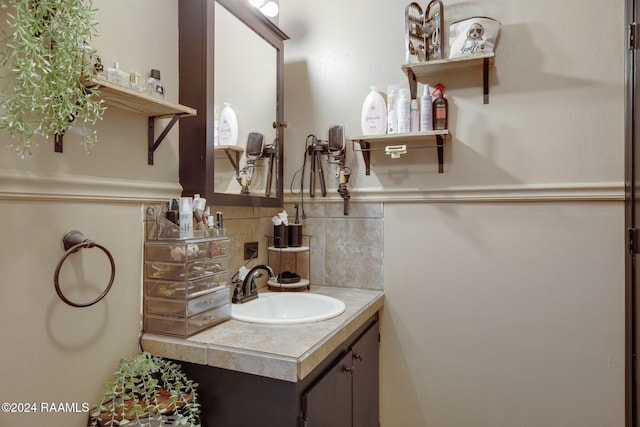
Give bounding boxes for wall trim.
[285,182,625,204]
[0,169,182,202]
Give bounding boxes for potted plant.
[0,0,104,158]
[89,352,200,427]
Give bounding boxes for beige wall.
[0,1,181,426]
[0,0,627,426]
[279,0,625,425]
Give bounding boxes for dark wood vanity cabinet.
[302,315,380,427]
[177,313,379,427]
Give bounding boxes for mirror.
[178,0,287,207]
[214,2,277,198]
[212,0,287,206]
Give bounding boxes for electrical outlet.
[244,242,258,260]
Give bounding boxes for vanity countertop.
[141,286,384,382]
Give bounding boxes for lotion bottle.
[432,83,448,130]
[219,103,239,146]
[420,84,433,131]
[360,87,387,135]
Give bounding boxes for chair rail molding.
[0,169,181,202]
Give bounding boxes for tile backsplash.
[219,201,383,290]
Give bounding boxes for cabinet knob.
[353,353,363,362]
[343,366,353,373]
[272,121,288,129]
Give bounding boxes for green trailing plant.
[0,0,104,158]
[90,352,200,427]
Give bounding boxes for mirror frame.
[178,0,288,207]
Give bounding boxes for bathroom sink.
[231,292,346,325]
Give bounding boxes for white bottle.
[179,197,194,239]
[360,87,387,135]
[396,88,410,134]
[219,103,238,146]
[420,84,433,132]
[410,99,419,132]
[386,85,398,134]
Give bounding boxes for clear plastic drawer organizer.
[143,204,231,338]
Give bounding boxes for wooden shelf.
[90,79,197,118]
[401,52,495,104]
[350,131,450,175]
[70,79,198,165]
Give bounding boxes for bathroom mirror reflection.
[213,1,279,199]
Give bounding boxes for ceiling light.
[248,0,278,18]
[259,1,279,18]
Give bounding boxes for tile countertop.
[141,287,384,383]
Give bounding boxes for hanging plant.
[0,0,104,158]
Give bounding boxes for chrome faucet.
[232,265,276,303]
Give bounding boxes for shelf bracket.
[436,134,444,173]
[483,57,490,104]
[353,134,447,175]
[54,133,64,153]
[148,114,181,165]
[221,148,241,173]
[407,69,418,100]
[360,141,371,175]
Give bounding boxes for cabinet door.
[352,323,380,427]
[302,351,353,427]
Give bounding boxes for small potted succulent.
[89,352,200,427]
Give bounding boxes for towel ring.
[54,230,116,308]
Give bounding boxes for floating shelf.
[401,52,495,104]
[91,79,197,118]
[350,130,449,175]
[54,79,198,165]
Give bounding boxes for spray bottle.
[420,84,433,132]
[432,83,448,130]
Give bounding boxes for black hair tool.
[307,135,327,197]
[327,125,351,215]
[263,138,277,197]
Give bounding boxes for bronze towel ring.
[54,230,115,308]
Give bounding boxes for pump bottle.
[432,83,448,130]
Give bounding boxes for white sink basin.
[231,292,346,325]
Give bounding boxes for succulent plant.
[90,352,200,427]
